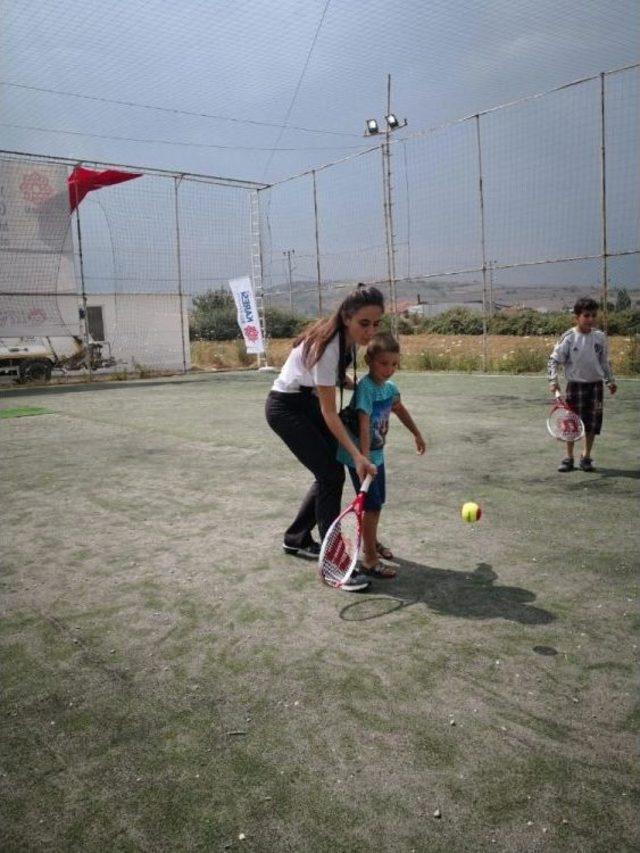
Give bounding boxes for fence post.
[173,177,188,374]
[250,188,270,368]
[474,114,489,372]
[312,170,323,316]
[599,71,609,330]
[72,167,92,382]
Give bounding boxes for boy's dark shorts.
[348,463,386,511]
[565,381,604,435]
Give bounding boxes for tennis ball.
[461,501,482,523]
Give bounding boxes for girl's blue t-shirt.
[337,375,400,468]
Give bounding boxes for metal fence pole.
[250,189,269,368]
[474,114,489,372]
[312,170,323,316]
[72,182,92,382]
[383,75,399,333]
[173,177,188,374]
[599,72,609,330]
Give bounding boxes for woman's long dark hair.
[292,285,385,377]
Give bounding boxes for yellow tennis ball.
[461,501,482,523]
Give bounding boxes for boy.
[337,332,426,577]
[547,297,617,472]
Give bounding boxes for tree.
[190,289,239,341]
[615,288,631,312]
[189,288,309,341]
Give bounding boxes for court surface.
[2,372,638,851]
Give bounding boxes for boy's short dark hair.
[574,297,599,316]
[365,332,400,363]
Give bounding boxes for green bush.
[264,307,308,338]
[190,290,239,341]
[190,289,308,341]
[615,288,632,311]
[420,307,483,335]
[378,314,417,335]
[487,309,569,336]
[414,307,640,337]
[606,309,640,336]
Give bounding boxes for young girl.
[265,286,384,592]
[337,332,426,577]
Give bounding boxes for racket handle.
[359,473,374,494]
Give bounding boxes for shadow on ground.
[340,560,555,625]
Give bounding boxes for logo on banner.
[20,171,55,206]
[228,276,265,355]
[240,291,254,323]
[0,305,49,327]
[28,307,48,324]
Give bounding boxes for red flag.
[68,166,142,212]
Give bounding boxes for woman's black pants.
[265,389,345,546]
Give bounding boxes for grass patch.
[0,406,54,418]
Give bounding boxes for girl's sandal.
[376,541,394,560]
[360,560,396,579]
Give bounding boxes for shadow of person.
[340,560,555,625]
[590,467,640,480]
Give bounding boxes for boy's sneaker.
[557,457,574,472]
[579,456,595,472]
[282,540,321,559]
[321,570,370,592]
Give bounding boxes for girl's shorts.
[348,463,386,511]
[565,381,604,435]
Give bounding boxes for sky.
[1,0,638,303]
[2,0,638,183]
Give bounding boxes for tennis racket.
[318,473,373,589]
[546,391,585,442]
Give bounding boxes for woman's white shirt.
[272,335,340,393]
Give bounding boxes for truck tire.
[19,360,53,382]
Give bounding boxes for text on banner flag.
[228,276,265,354]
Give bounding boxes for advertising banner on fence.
[0,159,77,337]
[229,276,265,354]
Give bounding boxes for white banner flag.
[229,276,265,354]
[0,159,77,336]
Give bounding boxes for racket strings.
[548,407,583,441]
[320,514,359,585]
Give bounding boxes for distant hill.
[264,278,640,318]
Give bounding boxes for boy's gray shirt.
[547,327,615,385]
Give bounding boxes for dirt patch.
[192,334,637,376]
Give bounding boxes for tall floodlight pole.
[384,74,398,332]
[365,76,406,336]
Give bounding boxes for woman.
[265,286,384,591]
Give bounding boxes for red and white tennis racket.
[546,391,585,442]
[318,473,373,589]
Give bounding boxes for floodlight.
[365,119,379,135]
[386,113,400,129]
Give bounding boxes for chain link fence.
[259,63,639,365]
[1,64,637,375]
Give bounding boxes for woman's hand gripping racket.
[318,474,373,589]
[546,391,585,442]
